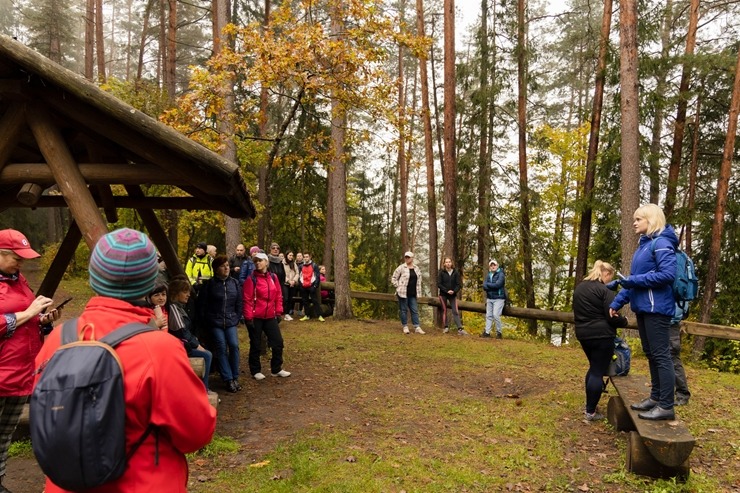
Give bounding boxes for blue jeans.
[188,347,213,391]
[398,295,420,327]
[637,313,675,409]
[485,298,505,335]
[212,325,240,382]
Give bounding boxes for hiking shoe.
[284,314,293,321]
[630,398,658,411]
[458,328,470,336]
[638,406,675,421]
[675,396,690,406]
[584,412,604,421]
[443,326,450,334]
[496,332,502,339]
[272,370,291,377]
[480,332,492,338]
[233,379,242,391]
[253,372,266,381]
[403,326,410,334]
[227,380,238,393]
[414,326,425,334]
[318,316,325,322]
[300,316,310,321]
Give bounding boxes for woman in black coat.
[573,260,628,421]
[437,257,468,335]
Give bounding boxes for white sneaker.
[284,314,293,321]
[403,326,410,334]
[253,372,266,380]
[271,370,291,377]
[414,326,425,334]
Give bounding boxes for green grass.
[185,319,740,492]
[9,439,33,458]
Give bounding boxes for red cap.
[0,229,41,259]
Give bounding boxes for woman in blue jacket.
[609,204,677,420]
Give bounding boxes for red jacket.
[34,296,217,493]
[242,270,284,321]
[0,272,43,396]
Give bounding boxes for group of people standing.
[392,252,507,339]
[574,203,691,422]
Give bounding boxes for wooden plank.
[626,431,690,480]
[608,374,694,468]
[26,106,108,249]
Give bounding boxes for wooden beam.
[36,221,82,298]
[0,194,211,210]
[16,183,43,206]
[85,139,118,223]
[26,106,107,249]
[125,185,184,279]
[0,103,26,171]
[0,162,176,185]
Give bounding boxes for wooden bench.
[607,374,694,479]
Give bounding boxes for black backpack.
[31,319,157,491]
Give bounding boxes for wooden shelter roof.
[0,34,255,220]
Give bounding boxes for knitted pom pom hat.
[89,228,159,300]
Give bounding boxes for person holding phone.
[0,229,61,492]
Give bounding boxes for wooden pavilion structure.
[0,35,255,297]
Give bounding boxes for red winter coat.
[0,272,43,396]
[34,296,217,493]
[242,270,284,321]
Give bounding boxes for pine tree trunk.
[165,0,177,98]
[685,90,701,259]
[476,0,490,266]
[443,0,458,265]
[95,0,106,82]
[330,4,353,320]
[647,0,673,204]
[693,50,740,356]
[256,0,271,248]
[517,0,536,335]
[575,0,612,283]
[663,0,699,221]
[416,0,438,313]
[398,38,409,252]
[619,0,641,281]
[84,0,94,80]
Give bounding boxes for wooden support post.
[124,185,184,279]
[0,103,25,171]
[37,221,82,298]
[26,106,108,249]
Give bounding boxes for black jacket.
[199,275,244,329]
[438,269,461,296]
[573,280,628,341]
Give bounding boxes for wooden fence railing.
[321,282,740,342]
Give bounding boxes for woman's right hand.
[28,296,54,317]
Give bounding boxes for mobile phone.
[617,272,626,280]
[53,297,73,311]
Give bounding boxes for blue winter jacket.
[483,268,506,300]
[610,225,678,317]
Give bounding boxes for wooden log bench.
[607,374,694,480]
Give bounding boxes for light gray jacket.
[391,263,423,299]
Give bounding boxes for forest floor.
[6,263,740,492]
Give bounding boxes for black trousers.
[247,318,284,375]
[301,287,321,319]
[579,337,613,414]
